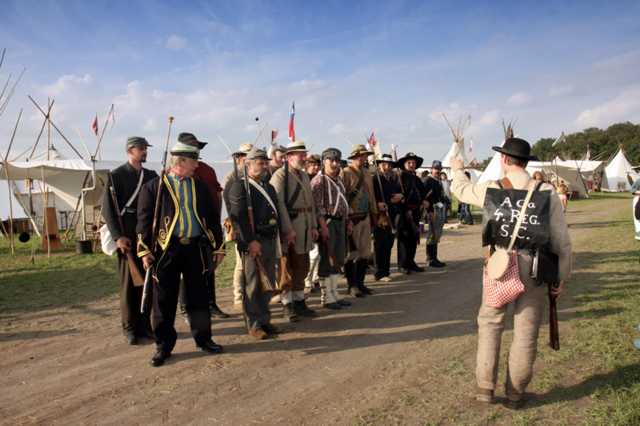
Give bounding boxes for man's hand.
[286,230,296,245]
[311,228,319,242]
[248,240,262,258]
[320,223,329,241]
[450,157,464,171]
[142,254,155,270]
[391,193,403,203]
[550,281,565,298]
[116,237,131,253]
[377,202,387,212]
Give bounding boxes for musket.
[107,172,145,286]
[243,162,277,293]
[141,116,174,314]
[548,282,560,350]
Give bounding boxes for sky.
[1,0,640,217]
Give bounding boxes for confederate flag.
[288,101,295,141]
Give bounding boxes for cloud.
[42,73,93,96]
[165,34,187,50]
[576,86,640,128]
[506,92,532,107]
[478,109,500,126]
[548,84,574,97]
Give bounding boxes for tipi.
[478,121,514,183]
[602,146,639,192]
[440,115,470,167]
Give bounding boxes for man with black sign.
[450,137,572,408]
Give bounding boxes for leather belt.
[172,235,200,245]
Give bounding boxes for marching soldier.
[397,152,427,274]
[178,132,229,318]
[310,148,352,309]
[223,142,253,310]
[450,138,571,407]
[227,148,281,339]
[422,160,447,268]
[342,144,378,297]
[270,140,318,322]
[137,139,225,367]
[102,136,158,345]
[304,154,322,294]
[372,154,403,282]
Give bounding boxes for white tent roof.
[602,148,639,192]
[527,161,589,198]
[478,152,503,183]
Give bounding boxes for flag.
[367,131,377,148]
[91,115,99,136]
[271,129,278,144]
[288,101,295,141]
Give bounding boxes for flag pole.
[3,108,23,255]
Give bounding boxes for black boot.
[210,304,230,319]
[283,303,299,322]
[295,299,317,317]
[345,261,363,297]
[428,244,446,268]
[150,349,171,367]
[357,259,373,295]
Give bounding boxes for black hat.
[375,153,396,166]
[178,132,207,149]
[431,160,443,170]
[126,136,152,149]
[492,137,536,161]
[321,148,342,161]
[397,152,423,169]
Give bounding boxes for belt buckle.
[179,237,191,245]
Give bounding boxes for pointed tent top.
[441,114,471,166]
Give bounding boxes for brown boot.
[249,327,268,340]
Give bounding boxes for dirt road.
[0,198,615,425]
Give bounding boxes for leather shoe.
[359,285,374,295]
[429,259,446,268]
[249,328,268,340]
[295,300,317,317]
[150,350,171,367]
[210,304,230,319]
[323,302,342,310]
[199,340,224,354]
[337,299,351,307]
[261,323,280,335]
[126,331,138,346]
[410,265,425,273]
[283,303,299,322]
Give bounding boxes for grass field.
[0,236,236,314]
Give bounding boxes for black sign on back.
[482,187,551,250]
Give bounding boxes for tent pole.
[2,109,23,255]
[10,180,41,237]
[41,167,51,259]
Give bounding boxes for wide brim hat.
[246,147,269,161]
[375,154,396,167]
[348,144,373,159]
[286,140,308,153]
[233,142,254,156]
[170,141,200,160]
[492,137,536,161]
[397,152,423,169]
[178,132,207,149]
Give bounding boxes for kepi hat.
[126,136,152,149]
[321,148,342,161]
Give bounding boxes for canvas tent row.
[602,147,639,192]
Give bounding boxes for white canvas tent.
[478,150,503,183]
[602,147,639,192]
[526,160,589,198]
[441,141,469,168]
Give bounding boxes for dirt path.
[0,197,622,425]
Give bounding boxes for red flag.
[288,102,295,141]
[91,115,99,136]
[367,131,377,148]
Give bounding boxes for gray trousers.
[318,219,346,277]
[476,255,546,398]
[241,238,276,331]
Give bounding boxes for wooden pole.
[28,100,55,160]
[28,95,84,159]
[2,108,23,255]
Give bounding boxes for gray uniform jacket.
[270,166,318,254]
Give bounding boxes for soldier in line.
[310,148,352,309]
[372,154,404,282]
[222,143,254,310]
[422,160,447,268]
[266,144,286,178]
[396,152,427,274]
[226,148,281,339]
[450,138,572,407]
[177,132,229,318]
[304,154,322,294]
[102,136,158,345]
[137,138,225,367]
[342,144,378,297]
[270,140,318,322]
